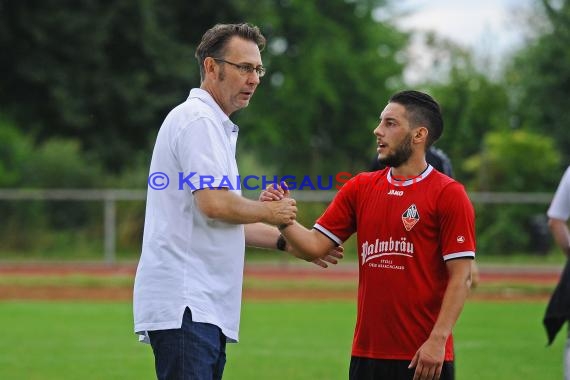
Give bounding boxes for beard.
[378,133,413,168]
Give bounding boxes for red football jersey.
[315,166,475,360]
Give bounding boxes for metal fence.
[0,189,554,264]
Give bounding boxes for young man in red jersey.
[261,90,475,380]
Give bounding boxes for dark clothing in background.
[544,260,570,345]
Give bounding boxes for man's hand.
[263,198,297,226]
[259,182,289,201]
[259,182,296,226]
[194,187,294,226]
[408,335,446,380]
[260,182,341,265]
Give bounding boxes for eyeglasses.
[212,58,266,78]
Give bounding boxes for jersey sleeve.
[438,182,476,261]
[548,167,570,221]
[314,175,359,245]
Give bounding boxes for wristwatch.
[276,234,287,251]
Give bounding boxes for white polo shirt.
[133,88,245,343]
[548,166,570,222]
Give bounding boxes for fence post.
[104,193,117,264]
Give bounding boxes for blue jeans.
[148,307,227,380]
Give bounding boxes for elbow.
[289,243,330,261]
[465,269,474,291]
[197,200,225,220]
[548,217,568,232]
[547,218,563,233]
[305,245,334,260]
[303,249,327,260]
[466,275,473,290]
[450,268,473,292]
[282,228,335,260]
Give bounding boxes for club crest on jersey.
[402,204,420,231]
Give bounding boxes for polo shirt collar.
[188,88,238,132]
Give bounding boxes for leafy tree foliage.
[463,130,560,192]
[233,0,408,176]
[0,122,104,250]
[463,130,561,254]
[413,26,564,254]
[412,35,511,182]
[0,0,407,176]
[506,0,570,165]
[0,0,241,171]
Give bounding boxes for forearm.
[245,223,280,249]
[244,223,314,259]
[194,189,295,226]
[280,223,335,259]
[429,261,472,342]
[548,218,570,256]
[204,192,270,224]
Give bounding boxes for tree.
[232,0,409,176]
[0,0,409,177]
[0,0,241,172]
[0,121,105,250]
[463,130,560,192]
[506,0,570,165]
[411,34,511,182]
[463,130,561,254]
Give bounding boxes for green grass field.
[0,300,563,380]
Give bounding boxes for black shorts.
[349,356,454,380]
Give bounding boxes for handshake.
[258,182,343,268]
[258,182,297,227]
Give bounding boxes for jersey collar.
[387,165,434,187]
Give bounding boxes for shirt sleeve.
[548,167,570,221]
[438,182,476,261]
[175,117,232,191]
[314,175,358,244]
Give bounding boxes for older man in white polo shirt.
[133,23,341,380]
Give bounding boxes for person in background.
[263,90,476,380]
[133,23,341,380]
[547,166,570,259]
[545,166,570,379]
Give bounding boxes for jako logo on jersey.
[457,235,465,243]
[402,204,420,231]
[387,189,404,196]
[361,237,415,264]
